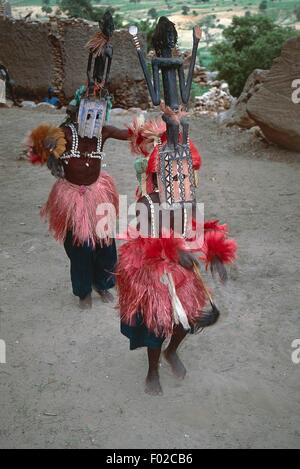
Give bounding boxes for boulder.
[247,36,300,152]
[218,69,269,128]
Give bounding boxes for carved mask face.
[101,12,115,38]
[165,26,176,49]
[157,143,196,207]
[78,98,107,139]
[103,23,114,38]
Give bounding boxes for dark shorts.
[121,312,199,350]
[121,313,165,350]
[64,232,117,299]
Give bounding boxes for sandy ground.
[0,107,299,449]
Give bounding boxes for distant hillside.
[10,0,300,51]
[11,0,300,20]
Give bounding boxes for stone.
[247,126,269,142]
[21,101,37,108]
[247,36,300,152]
[193,63,208,84]
[193,83,233,117]
[0,1,12,19]
[36,102,56,110]
[218,69,269,129]
[110,108,128,116]
[210,80,221,88]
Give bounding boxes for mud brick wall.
[0,17,149,108]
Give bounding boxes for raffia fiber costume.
[27,120,119,300]
[117,117,237,349]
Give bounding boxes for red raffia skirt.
[41,171,119,248]
[116,236,207,338]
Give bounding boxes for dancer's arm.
[102,125,130,143]
[104,45,113,84]
[137,52,160,106]
[86,52,93,90]
[136,196,152,237]
[178,26,201,105]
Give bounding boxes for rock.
[207,71,218,82]
[0,98,13,108]
[5,98,13,107]
[21,101,37,108]
[128,107,143,114]
[193,83,234,117]
[183,50,193,68]
[221,82,230,92]
[36,102,56,110]
[193,64,208,85]
[0,1,12,19]
[193,75,207,85]
[218,69,269,129]
[210,80,222,88]
[247,36,300,152]
[247,126,269,142]
[110,108,128,116]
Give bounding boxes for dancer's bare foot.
[79,293,92,310]
[145,371,163,396]
[163,350,187,380]
[96,289,114,303]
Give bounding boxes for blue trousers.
[64,232,117,300]
[121,313,165,350]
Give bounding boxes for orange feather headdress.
[26,124,67,165]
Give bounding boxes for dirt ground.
[0,107,299,449]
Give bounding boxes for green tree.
[133,18,157,52]
[58,1,123,26]
[294,4,300,20]
[259,0,268,11]
[58,0,95,20]
[148,8,158,19]
[211,15,298,96]
[182,6,190,15]
[42,0,52,14]
[200,15,216,47]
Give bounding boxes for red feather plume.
[201,230,237,268]
[204,220,228,233]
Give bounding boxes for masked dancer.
[116,19,237,395]
[26,13,129,309]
